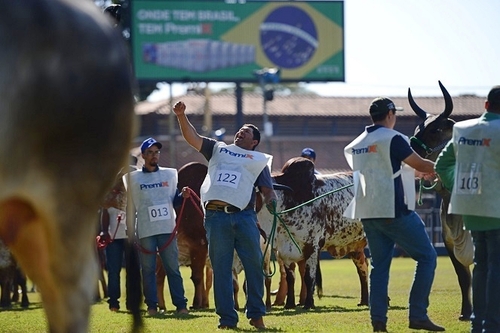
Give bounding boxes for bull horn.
[408,81,454,120]
[438,80,453,119]
[408,87,428,120]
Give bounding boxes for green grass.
[0,257,472,332]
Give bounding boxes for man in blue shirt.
[344,97,444,332]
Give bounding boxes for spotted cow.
[0,1,139,332]
[257,157,368,309]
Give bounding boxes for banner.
[131,1,344,83]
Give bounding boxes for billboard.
[131,1,344,83]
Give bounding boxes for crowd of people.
[95,87,500,333]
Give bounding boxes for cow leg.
[232,269,240,310]
[302,256,317,310]
[444,239,472,320]
[0,277,12,308]
[189,247,208,309]
[272,257,287,306]
[155,254,166,311]
[315,258,323,299]
[298,260,307,306]
[284,263,297,309]
[264,262,272,311]
[204,265,212,308]
[348,249,369,306]
[14,267,29,308]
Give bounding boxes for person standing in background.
[125,137,190,316]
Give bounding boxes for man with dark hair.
[344,97,444,332]
[435,86,500,333]
[173,101,277,330]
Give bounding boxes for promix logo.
[351,145,378,155]
[140,181,169,190]
[458,137,491,147]
[219,147,254,159]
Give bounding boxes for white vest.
[449,117,500,218]
[344,127,415,219]
[201,143,271,209]
[107,207,127,240]
[125,168,177,239]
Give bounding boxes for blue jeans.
[204,209,266,327]
[470,229,500,333]
[105,238,126,309]
[362,211,437,324]
[138,234,187,311]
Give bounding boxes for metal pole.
[168,83,176,168]
[260,78,270,152]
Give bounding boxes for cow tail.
[316,259,323,299]
[125,241,143,332]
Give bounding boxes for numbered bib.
[148,204,170,222]
[455,163,482,195]
[214,169,241,189]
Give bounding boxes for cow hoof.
[458,315,471,321]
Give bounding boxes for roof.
[135,92,486,118]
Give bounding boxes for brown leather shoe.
[249,317,266,329]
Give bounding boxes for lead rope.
[417,178,438,206]
[262,183,354,278]
[135,187,202,254]
[96,213,124,249]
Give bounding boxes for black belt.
[205,203,241,214]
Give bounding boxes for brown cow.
[0,1,138,332]
[157,162,209,311]
[257,157,368,309]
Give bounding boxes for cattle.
[0,1,139,332]
[408,81,473,321]
[0,240,29,309]
[271,258,323,307]
[156,162,210,311]
[257,157,368,309]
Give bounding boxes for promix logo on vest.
[140,181,169,190]
[351,145,378,155]
[458,137,491,147]
[219,147,254,159]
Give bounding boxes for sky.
[148,0,500,101]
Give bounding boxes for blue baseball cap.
[140,137,162,153]
[301,148,316,159]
